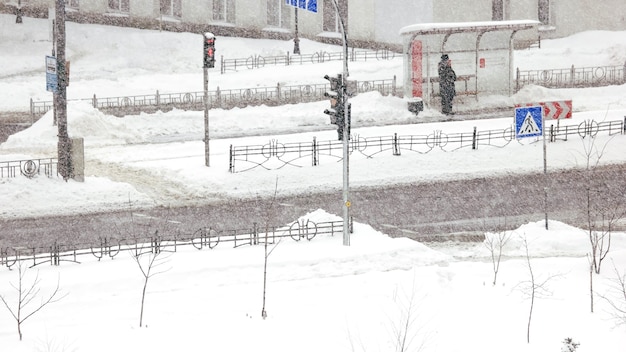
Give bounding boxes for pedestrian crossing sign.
[515,106,543,139]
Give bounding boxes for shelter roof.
[399,20,540,36]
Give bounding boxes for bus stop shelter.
[399,20,539,109]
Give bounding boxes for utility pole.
[55,0,71,180]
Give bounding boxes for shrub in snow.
[561,337,580,352]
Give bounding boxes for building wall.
[549,0,626,37]
[182,0,209,24]
[2,0,624,47]
[433,0,491,23]
[371,0,433,44]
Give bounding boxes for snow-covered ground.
[1,14,626,352]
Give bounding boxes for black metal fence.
[229,118,626,173]
[0,218,347,269]
[26,61,626,119]
[220,48,398,74]
[515,62,626,92]
[29,77,397,117]
[0,158,58,178]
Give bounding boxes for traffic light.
[203,33,216,69]
[323,74,346,141]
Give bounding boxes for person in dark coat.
[438,54,457,115]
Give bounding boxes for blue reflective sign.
[515,106,543,139]
[286,0,317,13]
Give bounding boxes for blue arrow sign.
[515,106,543,139]
[286,0,317,13]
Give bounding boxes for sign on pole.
[540,100,572,120]
[515,106,543,139]
[286,0,317,13]
[46,55,58,92]
[515,100,572,120]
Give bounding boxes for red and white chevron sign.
[515,100,572,120]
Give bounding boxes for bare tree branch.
[598,261,626,327]
[131,246,171,328]
[0,263,67,340]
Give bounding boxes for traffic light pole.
[203,33,215,167]
[330,0,350,246]
[204,66,210,167]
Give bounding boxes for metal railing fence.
[30,77,397,118]
[0,158,58,178]
[229,117,626,173]
[220,48,398,74]
[0,218,347,269]
[25,59,626,119]
[515,62,626,92]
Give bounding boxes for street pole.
[204,66,210,167]
[55,0,71,180]
[203,33,215,167]
[331,0,350,246]
[293,7,300,54]
[543,114,548,229]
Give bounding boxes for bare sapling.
[514,234,557,344]
[123,201,173,327]
[587,253,594,313]
[261,177,283,320]
[387,277,429,352]
[483,218,511,286]
[0,262,67,340]
[578,128,624,275]
[130,240,171,328]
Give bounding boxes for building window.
[213,0,236,23]
[160,0,182,18]
[323,0,348,33]
[267,0,290,28]
[108,0,129,12]
[492,0,503,21]
[538,0,550,25]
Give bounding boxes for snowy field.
[1,14,626,352]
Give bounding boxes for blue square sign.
[515,106,543,139]
[286,0,317,13]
